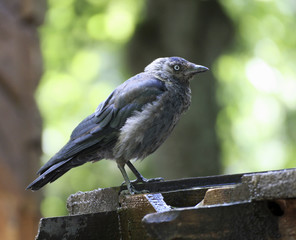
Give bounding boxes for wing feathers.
[37,75,166,175]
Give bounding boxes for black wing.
[37,74,166,174]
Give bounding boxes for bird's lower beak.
[186,64,209,75]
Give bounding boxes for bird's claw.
[120,176,164,195]
[141,177,164,183]
[120,183,150,195]
[120,189,150,196]
[121,176,164,186]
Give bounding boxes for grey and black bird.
[27,57,208,194]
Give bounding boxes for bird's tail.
[26,158,76,191]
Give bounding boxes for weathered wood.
[36,168,296,239]
[243,169,296,200]
[37,193,171,240]
[202,186,238,205]
[201,168,296,206]
[65,173,241,217]
[36,211,120,240]
[118,193,170,240]
[143,168,296,239]
[67,187,120,215]
[143,201,286,240]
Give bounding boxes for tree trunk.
[126,1,234,179]
[0,0,45,239]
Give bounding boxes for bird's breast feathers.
[113,82,191,161]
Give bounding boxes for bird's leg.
[126,161,147,182]
[117,160,140,195]
[126,161,164,184]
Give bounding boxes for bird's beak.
[186,63,209,75]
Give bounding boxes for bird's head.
[144,57,208,83]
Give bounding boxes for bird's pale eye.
[173,65,180,71]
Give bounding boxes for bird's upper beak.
[186,63,209,75]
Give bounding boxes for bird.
[26,57,208,194]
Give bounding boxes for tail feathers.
[26,159,73,191]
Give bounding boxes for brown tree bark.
[0,0,45,239]
[127,1,234,179]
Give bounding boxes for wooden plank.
[37,168,296,239]
[67,187,120,215]
[36,211,120,240]
[143,200,296,240]
[118,193,170,240]
[201,168,296,206]
[243,169,296,200]
[66,168,296,216]
[202,186,238,205]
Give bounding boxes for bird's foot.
[131,176,164,185]
[120,174,164,195]
[121,176,164,186]
[120,183,150,195]
[120,189,150,196]
[139,177,165,184]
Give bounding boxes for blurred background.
[1,0,296,239]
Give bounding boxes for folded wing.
[37,75,167,175]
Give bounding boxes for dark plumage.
[27,57,208,194]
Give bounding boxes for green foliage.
[216,0,296,173]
